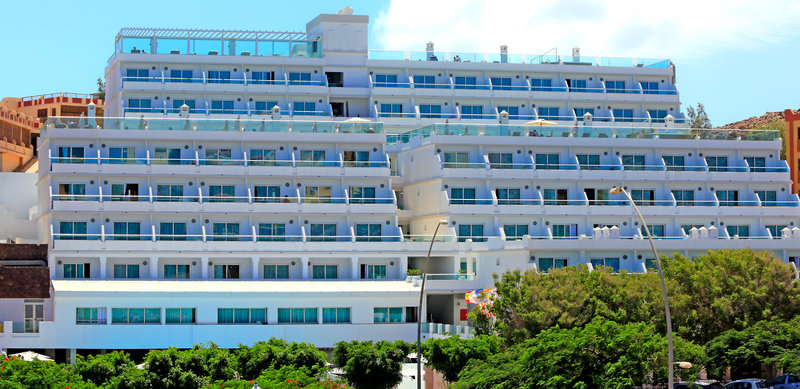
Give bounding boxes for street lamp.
[416,219,449,389]
[609,186,675,389]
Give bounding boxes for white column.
[201,257,209,280]
[99,256,107,280]
[251,257,260,279]
[149,257,159,279]
[400,256,409,279]
[301,257,309,280]
[351,257,359,280]
[67,349,77,365]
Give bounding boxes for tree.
[705,318,800,379]
[234,338,327,380]
[70,351,135,385]
[332,340,411,389]
[755,118,787,159]
[422,335,503,383]
[686,103,712,128]
[96,77,105,100]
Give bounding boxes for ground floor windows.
[277,308,318,324]
[538,258,568,273]
[64,263,90,279]
[217,308,267,324]
[322,308,351,324]
[590,258,620,273]
[112,308,161,324]
[165,308,196,324]
[76,307,106,324]
[373,307,404,323]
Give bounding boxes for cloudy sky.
[1,0,797,125]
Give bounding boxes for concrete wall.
[0,173,39,242]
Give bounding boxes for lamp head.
[439,220,449,225]
[609,187,624,195]
[676,361,693,369]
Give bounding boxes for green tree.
[422,335,503,383]
[755,118,786,159]
[332,340,411,389]
[234,338,327,380]
[70,351,135,386]
[705,318,800,379]
[686,103,712,128]
[0,357,95,389]
[96,77,105,100]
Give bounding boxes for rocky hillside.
[719,109,798,129]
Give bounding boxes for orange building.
[0,93,102,172]
[785,109,800,195]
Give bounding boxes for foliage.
[755,118,787,159]
[70,351,135,386]
[332,340,411,389]
[705,318,800,379]
[453,319,703,389]
[0,356,96,389]
[422,335,503,383]
[209,366,345,388]
[234,338,328,380]
[686,103,712,128]
[406,269,421,276]
[96,77,105,100]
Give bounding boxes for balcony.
[45,117,383,134]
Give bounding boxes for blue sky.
[1,0,798,126]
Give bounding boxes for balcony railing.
[45,117,383,134]
[12,321,40,333]
[425,273,475,280]
[421,322,474,338]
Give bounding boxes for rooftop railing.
[44,117,383,134]
[368,49,670,68]
[21,92,97,102]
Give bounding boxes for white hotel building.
[3,9,799,355]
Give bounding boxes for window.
[322,308,351,323]
[112,222,141,241]
[496,188,521,205]
[457,224,484,242]
[606,80,625,93]
[503,224,529,240]
[591,258,620,272]
[461,105,483,119]
[374,307,404,323]
[535,153,560,170]
[585,188,609,205]
[64,263,90,279]
[288,72,312,85]
[58,183,85,201]
[264,264,290,279]
[343,150,370,167]
[214,264,240,279]
[490,77,512,90]
[681,224,705,235]
[755,190,777,206]
[56,146,84,163]
[159,222,187,241]
[379,103,403,118]
[350,186,376,204]
[156,184,184,202]
[112,308,160,324]
[568,79,588,92]
[250,149,277,166]
[212,223,240,241]
[413,75,436,88]
[577,154,601,170]
[127,99,152,113]
[258,223,286,241]
[543,189,569,205]
[172,99,196,113]
[309,223,337,242]
[706,156,728,172]
[766,225,787,238]
[622,155,646,171]
[169,70,193,83]
[672,190,695,206]
[613,109,633,122]
[293,102,316,115]
[450,188,477,205]
[717,190,739,206]
[207,70,231,83]
[164,264,190,279]
[663,155,685,171]
[531,78,553,91]
[154,148,181,165]
[726,225,750,238]
[108,147,135,164]
[217,308,267,324]
[419,104,442,118]
[277,308,318,324]
[165,308,196,324]
[645,258,658,271]
[299,150,327,166]
[648,109,668,123]
[251,71,275,85]
[631,189,655,206]
[356,224,382,242]
[538,107,559,120]
[76,307,106,324]
[253,185,280,203]
[745,156,766,172]
[59,221,87,240]
[538,258,568,273]
[254,101,279,115]
[304,186,332,203]
[312,265,338,279]
[362,264,387,279]
[113,264,140,279]
[574,108,594,119]
[375,74,398,88]
[443,151,469,168]
[496,106,519,119]
[210,100,234,114]
[454,76,478,90]
[124,68,149,82]
[405,307,418,323]
[640,81,659,94]
[205,148,232,165]
[649,225,665,238]
[110,183,139,201]
[552,224,577,239]
[488,153,513,169]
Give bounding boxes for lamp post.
[417,219,449,389]
[609,186,675,389]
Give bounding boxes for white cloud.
[372,0,800,60]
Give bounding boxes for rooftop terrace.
[368,50,671,68]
